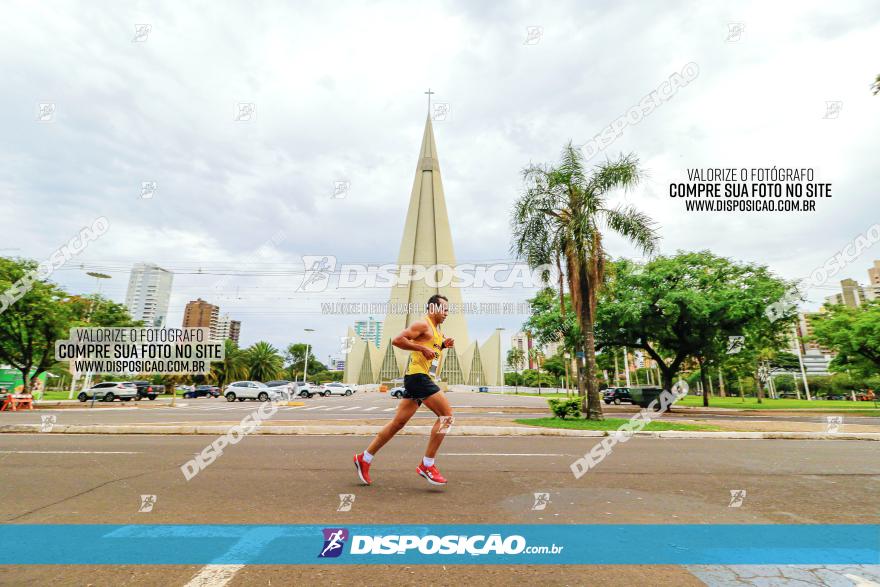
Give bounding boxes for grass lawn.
[676,396,880,412]
[514,417,721,432]
[493,392,879,414]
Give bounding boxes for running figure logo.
[318,528,349,558]
[728,489,747,508]
[298,255,336,292]
[337,494,355,512]
[531,492,551,511]
[138,494,157,513]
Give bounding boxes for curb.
[1,424,878,440]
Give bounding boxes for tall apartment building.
[510,331,534,369]
[183,299,219,335]
[866,260,880,300]
[354,317,382,348]
[229,319,241,344]
[124,263,173,327]
[789,312,833,375]
[824,278,869,308]
[214,313,242,344]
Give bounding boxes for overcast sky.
[2,0,878,363]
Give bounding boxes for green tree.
[811,300,880,377]
[244,341,283,382]
[67,294,143,327]
[506,347,525,393]
[283,343,326,381]
[595,252,794,406]
[209,339,249,390]
[511,145,659,419]
[0,258,75,392]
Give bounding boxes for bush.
[548,398,581,420]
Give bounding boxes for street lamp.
[79,272,111,403]
[303,328,315,384]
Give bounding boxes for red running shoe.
[354,453,371,485]
[416,463,447,485]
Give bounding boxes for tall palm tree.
[244,341,283,382]
[209,339,248,390]
[511,143,659,419]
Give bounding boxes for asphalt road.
[1,433,878,585]
[6,391,880,426]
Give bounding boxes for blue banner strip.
[0,524,877,565]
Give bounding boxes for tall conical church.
[343,116,502,386]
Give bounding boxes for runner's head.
[426,294,448,323]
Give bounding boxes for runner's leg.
[366,398,420,455]
[420,392,454,459]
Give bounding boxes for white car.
[389,386,405,398]
[223,381,280,402]
[320,382,355,396]
[78,381,138,402]
[294,382,323,398]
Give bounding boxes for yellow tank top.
[406,315,443,377]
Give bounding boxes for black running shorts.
[402,373,441,404]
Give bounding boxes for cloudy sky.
[2,0,878,363]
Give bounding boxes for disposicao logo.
[318,528,349,558]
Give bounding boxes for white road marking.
[301,406,323,411]
[0,450,141,454]
[444,453,566,456]
[363,407,380,411]
[341,406,362,411]
[383,407,395,412]
[183,564,245,587]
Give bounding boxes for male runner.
[354,294,454,486]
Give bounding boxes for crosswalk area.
[176,402,398,414]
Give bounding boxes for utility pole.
[792,324,812,400]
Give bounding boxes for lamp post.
[302,328,315,385]
[78,272,111,402]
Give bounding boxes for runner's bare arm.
[392,321,434,359]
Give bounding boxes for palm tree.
[209,339,248,391]
[511,143,659,419]
[506,347,525,394]
[244,341,283,382]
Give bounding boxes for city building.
[229,319,241,345]
[183,298,219,335]
[214,313,242,344]
[353,317,383,348]
[510,331,534,369]
[343,115,502,386]
[824,278,868,308]
[124,262,173,327]
[865,260,880,300]
[789,313,833,375]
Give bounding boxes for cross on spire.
[424,88,435,114]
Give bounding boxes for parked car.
[183,385,220,399]
[294,382,323,398]
[223,381,279,402]
[826,394,849,401]
[78,381,138,402]
[389,386,405,398]
[320,382,355,396]
[127,380,162,401]
[777,391,799,399]
[266,380,297,399]
[603,387,635,405]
